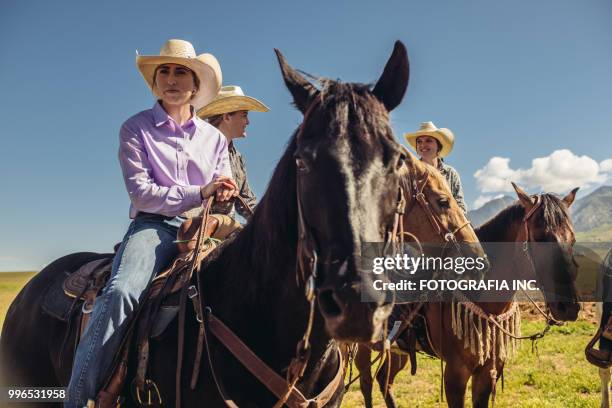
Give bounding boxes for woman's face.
[153,64,197,107]
[416,135,440,161]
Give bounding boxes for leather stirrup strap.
[175,281,189,407]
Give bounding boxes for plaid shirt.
[437,160,467,213]
[211,143,257,218]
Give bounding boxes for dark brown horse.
[356,182,580,408]
[1,42,411,406]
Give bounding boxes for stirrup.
[585,327,612,369]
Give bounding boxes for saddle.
[43,212,242,407]
[62,214,239,301]
[586,314,612,369]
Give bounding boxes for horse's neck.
[200,198,334,391]
[474,216,523,315]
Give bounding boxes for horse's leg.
[355,346,375,408]
[470,361,501,408]
[444,360,471,408]
[375,352,408,408]
[600,367,611,408]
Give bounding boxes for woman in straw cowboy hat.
[66,39,237,407]
[404,121,467,212]
[197,85,269,219]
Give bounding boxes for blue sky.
[1,0,611,271]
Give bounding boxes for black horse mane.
[476,193,572,242]
[201,79,394,302]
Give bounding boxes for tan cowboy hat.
[136,39,222,110]
[196,85,269,119]
[404,121,455,158]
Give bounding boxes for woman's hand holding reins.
[200,176,238,202]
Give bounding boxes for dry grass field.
[0,272,36,328]
[0,272,606,407]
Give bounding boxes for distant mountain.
[468,186,612,238]
[572,186,612,232]
[468,196,515,227]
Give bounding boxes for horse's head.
[400,152,489,269]
[275,42,409,342]
[512,182,580,321]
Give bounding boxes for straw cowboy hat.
[136,39,222,110]
[404,121,455,158]
[196,85,269,119]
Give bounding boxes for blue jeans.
[66,214,182,407]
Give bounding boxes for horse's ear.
[372,41,410,112]
[511,182,536,209]
[274,48,318,114]
[563,187,579,207]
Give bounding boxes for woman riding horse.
[66,39,238,407]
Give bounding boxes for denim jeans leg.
[66,216,180,407]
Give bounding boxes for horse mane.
[200,133,298,302]
[475,193,572,241]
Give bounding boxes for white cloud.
[601,159,612,173]
[474,149,611,195]
[473,157,516,193]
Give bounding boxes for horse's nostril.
[318,289,343,318]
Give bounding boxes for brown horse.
[355,152,489,408]
[356,182,580,408]
[0,43,410,406]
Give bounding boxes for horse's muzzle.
[317,260,393,342]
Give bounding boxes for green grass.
[0,272,36,328]
[0,273,606,407]
[342,320,603,407]
[576,224,612,242]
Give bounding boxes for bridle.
[513,194,568,325]
[282,95,407,405]
[397,155,474,258]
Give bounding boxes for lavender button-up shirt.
[119,102,231,218]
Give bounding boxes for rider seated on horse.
[65,39,238,407]
[197,85,269,219]
[404,121,467,213]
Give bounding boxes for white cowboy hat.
[196,85,269,119]
[136,39,222,110]
[404,121,455,158]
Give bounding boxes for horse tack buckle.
[132,379,162,406]
[444,232,455,242]
[187,285,198,299]
[187,285,203,323]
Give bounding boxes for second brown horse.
[356,182,580,408]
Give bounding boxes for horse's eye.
[437,198,450,208]
[396,154,406,170]
[295,157,309,173]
